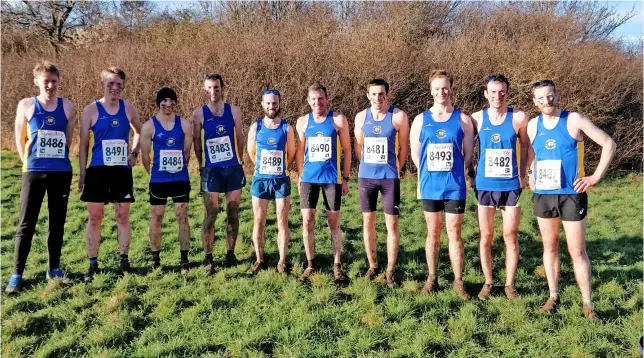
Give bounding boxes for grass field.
[1,151,642,357]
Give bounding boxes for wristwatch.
[528,169,534,175]
[131,151,138,157]
[342,176,350,182]
[467,170,475,178]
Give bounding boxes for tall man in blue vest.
[354,79,410,288]
[7,61,76,293]
[140,88,193,274]
[527,80,615,320]
[192,74,245,273]
[470,75,529,300]
[295,83,351,283]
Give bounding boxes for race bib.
[485,149,513,178]
[102,139,128,166]
[259,149,283,175]
[36,130,66,158]
[535,160,562,190]
[307,136,332,162]
[426,143,453,171]
[364,137,388,164]
[206,136,233,163]
[159,149,183,173]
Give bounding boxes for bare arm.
[247,122,257,165]
[286,124,297,170]
[181,117,193,166]
[139,120,154,175]
[354,111,365,159]
[460,113,475,175]
[409,113,423,170]
[394,110,410,169]
[515,111,529,187]
[127,103,142,166]
[63,99,76,151]
[14,99,29,164]
[231,105,245,164]
[468,111,481,174]
[78,104,95,190]
[571,112,617,192]
[526,117,538,190]
[295,115,307,177]
[192,109,204,168]
[336,113,352,179]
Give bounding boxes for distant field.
[1,152,642,357]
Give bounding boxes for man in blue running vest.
[6,61,76,294]
[354,79,410,288]
[79,67,142,282]
[246,89,296,275]
[192,74,245,273]
[295,83,351,283]
[527,80,615,320]
[140,88,193,275]
[470,74,529,300]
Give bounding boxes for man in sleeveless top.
[79,67,142,282]
[527,80,616,319]
[6,61,76,293]
[470,75,529,300]
[246,90,296,275]
[354,79,410,288]
[295,83,351,283]
[192,74,245,273]
[409,70,475,299]
[140,88,193,275]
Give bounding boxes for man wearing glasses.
[246,89,296,275]
[192,74,245,274]
[140,88,193,274]
[527,79,616,319]
[295,83,351,283]
[469,74,529,300]
[354,79,410,288]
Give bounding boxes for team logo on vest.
[315,131,324,137]
[45,117,56,125]
[216,125,226,135]
[545,139,556,149]
[491,133,501,143]
[111,119,120,127]
[166,138,176,146]
[436,129,447,139]
[267,137,277,145]
[373,126,382,134]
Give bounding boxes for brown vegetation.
[2,1,641,172]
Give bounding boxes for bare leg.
[562,218,591,302]
[327,211,342,264]
[478,206,496,285]
[445,212,465,281]
[174,202,190,251]
[275,196,291,265]
[86,203,105,257]
[114,203,131,255]
[384,213,400,271]
[251,196,268,263]
[225,190,242,252]
[301,208,316,263]
[149,205,166,251]
[424,211,442,278]
[537,217,561,299]
[500,206,521,287]
[201,192,219,255]
[362,212,378,269]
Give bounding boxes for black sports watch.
[131,151,139,157]
[467,170,475,178]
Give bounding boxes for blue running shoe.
[46,268,69,284]
[5,274,22,294]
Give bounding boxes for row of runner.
[7,62,615,320]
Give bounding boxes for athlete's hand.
[341,181,349,196]
[573,175,599,193]
[528,174,535,191]
[297,179,302,197]
[128,153,137,166]
[519,177,525,189]
[78,173,85,192]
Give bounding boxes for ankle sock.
[89,257,98,266]
[151,250,160,262]
[120,254,129,263]
[180,250,188,262]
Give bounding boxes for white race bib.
[159,149,183,173]
[206,136,233,163]
[36,130,66,158]
[426,143,453,171]
[364,137,388,164]
[307,136,332,162]
[535,160,562,190]
[259,149,283,175]
[485,149,513,178]
[102,139,128,166]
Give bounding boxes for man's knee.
[115,210,130,226]
[88,210,104,226]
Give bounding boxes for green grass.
[1,151,642,357]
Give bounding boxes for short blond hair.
[429,69,453,88]
[101,66,126,81]
[33,60,60,78]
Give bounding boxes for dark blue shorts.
[201,165,246,193]
[476,189,522,208]
[251,177,291,200]
[358,178,400,215]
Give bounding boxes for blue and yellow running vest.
[150,115,189,183]
[418,109,466,200]
[358,106,400,179]
[202,103,241,167]
[532,111,584,195]
[23,97,72,172]
[88,99,131,167]
[475,108,520,191]
[253,119,289,179]
[300,111,341,184]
